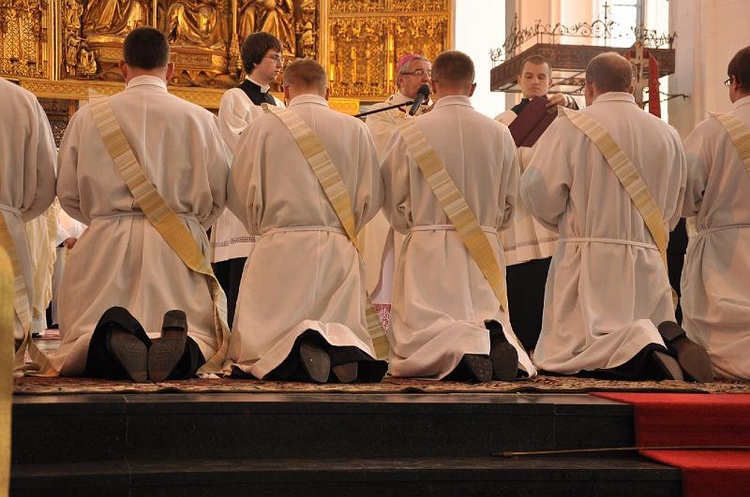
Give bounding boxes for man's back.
[0,78,56,221]
[523,92,685,243]
[53,76,230,376]
[58,76,229,228]
[229,95,382,234]
[383,95,518,232]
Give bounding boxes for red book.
[508,96,558,148]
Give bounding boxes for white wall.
[454,0,507,117]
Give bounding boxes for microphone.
[408,85,431,116]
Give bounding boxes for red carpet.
[594,392,750,497]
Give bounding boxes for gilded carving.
[389,0,449,12]
[2,1,453,115]
[326,0,450,100]
[82,0,149,42]
[0,0,49,78]
[329,0,384,14]
[165,0,227,50]
[238,0,295,55]
[329,17,389,98]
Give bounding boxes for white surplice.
[25,204,58,334]
[224,94,383,379]
[495,110,558,265]
[212,83,284,263]
[52,75,230,375]
[361,92,423,300]
[681,95,750,380]
[381,95,536,379]
[0,78,57,340]
[521,92,686,374]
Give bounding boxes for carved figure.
[166,0,226,50]
[64,0,84,31]
[239,0,295,55]
[83,0,148,38]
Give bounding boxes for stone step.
[11,455,681,497]
[12,393,635,464]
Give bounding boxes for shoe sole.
[490,342,518,381]
[148,338,186,382]
[461,354,492,383]
[299,341,330,383]
[653,350,685,381]
[109,331,148,383]
[332,362,358,383]
[672,340,714,383]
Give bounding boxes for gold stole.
[0,247,13,495]
[712,112,750,173]
[262,103,389,360]
[397,119,510,310]
[0,213,56,376]
[561,108,669,266]
[88,91,229,374]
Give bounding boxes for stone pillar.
[669,0,750,138]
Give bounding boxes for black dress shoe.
[299,338,330,383]
[108,329,148,383]
[657,321,714,383]
[460,354,492,383]
[148,310,188,382]
[487,322,519,381]
[332,362,359,383]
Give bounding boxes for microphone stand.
[353,100,415,119]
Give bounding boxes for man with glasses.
[361,54,432,322]
[679,45,750,380]
[213,32,285,328]
[494,55,578,356]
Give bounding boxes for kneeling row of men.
[7,27,747,384]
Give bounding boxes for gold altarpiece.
[0,0,452,142]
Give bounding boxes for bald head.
[585,52,633,94]
[283,59,328,101]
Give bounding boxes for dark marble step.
[11,455,681,497]
[13,393,634,465]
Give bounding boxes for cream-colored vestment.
[381,95,536,379]
[681,95,750,380]
[53,76,230,375]
[224,94,383,379]
[0,78,57,340]
[521,92,685,374]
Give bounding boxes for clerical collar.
[126,75,168,91]
[245,76,271,94]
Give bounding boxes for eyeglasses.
[401,69,432,77]
[265,54,285,65]
[724,77,732,87]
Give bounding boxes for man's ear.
[468,82,477,97]
[118,60,129,80]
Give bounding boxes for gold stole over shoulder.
[87,90,229,375]
[262,103,389,361]
[711,112,750,174]
[561,108,669,266]
[396,119,511,313]
[0,213,56,376]
[0,247,13,495]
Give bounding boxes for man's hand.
[545,93,574,110]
